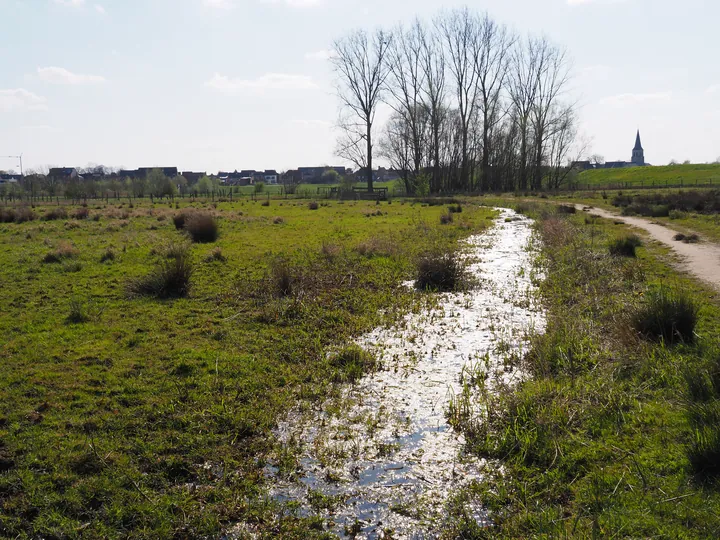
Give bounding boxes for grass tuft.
[632,287,699,344]
[608,234,643,257]
[99,248,116,263]
[308,201,319,210]
[127,245,193,298]
[43,242,79,263]
[43,207,68,221]
[184,212,218,243]
[415,250,465,292]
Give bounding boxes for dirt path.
[577,205,720,292]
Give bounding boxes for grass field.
[3,195,720,538]
[448,204,720,538]
[0,199,494,538]
[215,180,401,197]
[577,163,720,189]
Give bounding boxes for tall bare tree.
[332,29,392,192]
[529,37,572,190]
[419,22,447,192]
[385,19,428,181]
[437,7,481,190]
[474,13,513,190]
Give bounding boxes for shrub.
[448,204,463,214]
[415,251,465,292]
[100,248,115,263]
[184,212,218,243]
[329,345,377,383]
[308,201,319,210]
[0,208,15,223]
[127,247,193,298]
[43,242,79,263]
[172,210,194,230]
[272,216,284,224]
[440,212,454,225]
[557,204,576,214]
[608,234,642,257]
[632,288,699,344]
[66,298,89,324]
[73,207,90,220]
[204,247,226,263]
[673,233,686,242]
[44,207,68,221]
[261,200,270,207]
[14,207,36,223]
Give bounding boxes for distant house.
[181,171,205,184]
[48,167,79,184]
[263,170,279,184]
[0,173,21,185]
[298,166,346,183]
[119,169,139,179]
[138,167,178,179]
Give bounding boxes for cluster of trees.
[1,169,226,200]
[332,7,581,193]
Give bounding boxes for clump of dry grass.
[308,201,319,210]
[127,245,193,298]
[355,236,398,258]
[204,247,226,263]
[73,207,90,220]
[415,250,466,292]
[43,207,68,221]
[272,216,284,224]
[184,212,218,243]
[43,242,79,263]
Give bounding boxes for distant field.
[577,163,720,188]
[228,180,401,197]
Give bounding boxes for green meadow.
[577,163,720,188]
[0,198,494,538]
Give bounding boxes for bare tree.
[474,13,513,190]
[546,106,582,189]
[419,22,447,192]
[332,29,392,192]
[437,7,482,190]
[529,37,572,190]
[385,19,428,181]
[379,111,414,193]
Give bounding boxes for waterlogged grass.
[0,199,495,538]
[450,207,720,538]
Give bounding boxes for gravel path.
[578,205,720,292]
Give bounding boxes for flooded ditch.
[260,208,545,538]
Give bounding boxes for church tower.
[631,130,645,166]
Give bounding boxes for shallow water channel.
[264,208,544,537]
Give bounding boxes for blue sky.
[0,0,718,173]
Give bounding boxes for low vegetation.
[449,208,720,538]
[608,233,642,257]
[578,163,720,188]
[415,250,465,292]
[0,198,495,538]
[183,211,218,243]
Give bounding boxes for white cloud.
[707,85,720,95]
[0,89,48,112]
[38,66,106,85]
[205,73,319,93]
[95,4,106,14]
[305,49,337,61]
[53,0,85,6]
[599,92,672,107]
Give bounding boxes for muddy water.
[265,209,544,538]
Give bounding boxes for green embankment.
[578,163,720,188]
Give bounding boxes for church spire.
[634,130,643,151]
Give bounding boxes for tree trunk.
[366,120,374,192]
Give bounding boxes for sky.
[0,0,718,174]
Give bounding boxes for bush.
[632,288,699,344]
[440,212,454,225]
[204,247,226,263]
[66,298,89,324]
[557,204,576,214]
[43,242,79,263]
[73,207,90,220]
[172,210,195,230]
[448,204,463,214]
[261,200,270,207]
[127,247,193,298]
[184,212,218,243]
[308,201,319,210]
[415,251,465,292]
[44,207,68,221]
[0,208,15,223]
[608,234,642,257]
[272,216,284,225]
[100,248,116,263]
